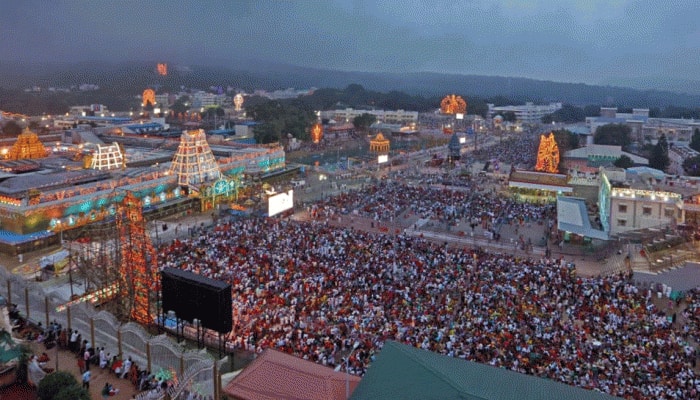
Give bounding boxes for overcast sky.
[2,0,698,85]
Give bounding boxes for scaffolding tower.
[116,191,158,324]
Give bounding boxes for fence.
[0,267,218,400]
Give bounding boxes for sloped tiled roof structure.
[350,341,621,400]
[224,349,361,400]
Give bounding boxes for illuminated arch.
[142,88,156,107]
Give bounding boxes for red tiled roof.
[223,349,361,400]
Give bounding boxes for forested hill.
[1,60,699,109]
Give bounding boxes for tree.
[1,120,23,136]
[352,113,377,132]
[53,385,90,400]
[248,99,315,142]
[253,121,282,144]
[648,134,670,171]
[36,371,89,400]
[551,129,580,153]
[14,344,31,384]
[593,124,631,147]
[690,128,700,152]
[202,106,225,119]
[613,155,634,169]
[541,104,585,124]
[501,111,517,123]
[682,155,700,176]
[583,105,600,117]
[170,96,190,115]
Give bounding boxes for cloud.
[0,0,698,86]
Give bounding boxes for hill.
[0,60,699,110]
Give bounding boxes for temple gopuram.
[7,128,48,160]
[0,129,285,255]
[369,133,390,153]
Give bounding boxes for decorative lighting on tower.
[311,123,323,144]
[169,129,221,189]
[157,63,168,76]
[535,132,560,174]
[142,88,156,108]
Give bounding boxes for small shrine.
[7,127,47,160]
[535,132,560,174]
[369,133,390,153]
[169,129,221,189]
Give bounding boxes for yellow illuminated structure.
[142,88,156,108]
[7,127,47,160]
[310,123,323,143]
[157,63,168,76]
[233,93,244,112]
[440,94,467,115]
[369,133,390,153]
[535,132,560,173]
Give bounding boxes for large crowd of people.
[158,188,699,400]
[472,133,539,167]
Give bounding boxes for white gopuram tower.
[169,129,221,188]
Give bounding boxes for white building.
[487,102,562,124]
[320,108,418,125]
[191,91,227,108]
[586,107,700,144]
[668,145,699,176]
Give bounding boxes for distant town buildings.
[586,107,700,144]
[320,108,418,125]
[487,102,562,124]
[563,144,648,174]
[253,88,315,100]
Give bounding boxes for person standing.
[82,369,91,390]
[83,348,91,371]
[77,356,86,374]
[69,330,79,353]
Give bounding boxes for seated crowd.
[160,208,699,399]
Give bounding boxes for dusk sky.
[2,0,699,86]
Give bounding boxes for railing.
[0,266,218,399]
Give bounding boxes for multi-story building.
[586,108,700,144]
[487,102,562,124]
[607,184,683,236]
[668,145,699,176]
[191,91,227,108]
[320,108,418,126]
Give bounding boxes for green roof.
[351,341,621,400]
